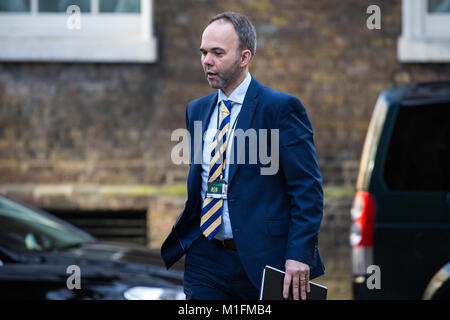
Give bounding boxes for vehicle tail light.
[350,191,375,247]
[350,191,376,276]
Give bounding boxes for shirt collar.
[218,72,252,105]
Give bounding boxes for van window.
[383,103,450,191]
[356,96,388,190]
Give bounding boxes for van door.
[371,102,450,299]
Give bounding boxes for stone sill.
[0,183,186,210]
[0,36,158,63]
[398,36,450,62]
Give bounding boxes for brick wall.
[1,0,450,188]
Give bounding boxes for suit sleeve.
[277,95,324,268]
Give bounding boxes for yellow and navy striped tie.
[200,99,233,240]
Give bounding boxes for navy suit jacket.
[161,78,325,288]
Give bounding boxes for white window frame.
[398,0,450,62]
[0,0,157,62]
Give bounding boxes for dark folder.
[259,265,327,300]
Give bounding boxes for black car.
[0,195,184,300]
[350,81,450,300]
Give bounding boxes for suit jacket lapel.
[227,78,261,187]
[201,92,218,135]
[189,92,218,202]
[191,91,217,176]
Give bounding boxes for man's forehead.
[201,19,238,49]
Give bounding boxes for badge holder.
[206,179,228,199]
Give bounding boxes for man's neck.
[222,68,248,97]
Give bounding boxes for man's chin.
[207,79,222,90]
[206,78,223,89]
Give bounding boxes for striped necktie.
[200,99,233,240]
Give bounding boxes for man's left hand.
[283,259,310,300]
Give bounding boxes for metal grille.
[47,209,147,245]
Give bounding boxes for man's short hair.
[209,12,257,58]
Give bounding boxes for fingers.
[307,270,311,293]
[284,260,311,300]
[293,272,300,300]
[285,270,307,300]
[298,269,310,300]
[300,275,307,300]
[283,272,292,299]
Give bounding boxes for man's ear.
[240,49,252,67]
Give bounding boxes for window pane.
[0,0,30,12]
[0,196,95,253]
[383,103,450,191]
[39,0,90,12]
[99,0,140,13]
[428,0,450,13]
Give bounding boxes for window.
[0,0,157,62]
[398,0,450,62]
[0,195,96,253]
[383,103,450,190]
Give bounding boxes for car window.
[383,103,450,191]
[356,96,388,190]
[0,196,95,253]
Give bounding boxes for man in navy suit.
[161,12,324,300]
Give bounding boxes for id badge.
[206,180,228,199]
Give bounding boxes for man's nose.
[203,53,213,66]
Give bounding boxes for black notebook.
[259,265,327,300]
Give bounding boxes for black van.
[350,81,450,300]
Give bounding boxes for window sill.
[398,36,450,63]
[0,35,158,63]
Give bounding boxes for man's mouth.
[206,71,217,79]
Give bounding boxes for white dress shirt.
[200,72,252,240]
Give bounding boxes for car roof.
[383,81,450,106]
[403,81,450,100]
